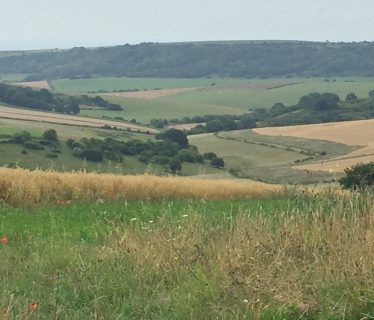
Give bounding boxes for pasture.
[52,76,374,124]
[0,172,373,319]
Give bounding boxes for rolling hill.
[1,41,374,80]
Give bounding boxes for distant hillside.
[1,41,374,80]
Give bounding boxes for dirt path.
[0,105,158,134]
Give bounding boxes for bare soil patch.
[254,119,374,172]
[166,123,205,131]
[13,80,50,90]
[0,105,158,134]
[102,87,199,100]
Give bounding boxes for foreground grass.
[1,192,374,319]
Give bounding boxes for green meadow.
[1,192,374,319]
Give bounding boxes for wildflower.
[149,220,154,224]
[130,218,137,222]
[243,299,249,303]
[182,214,188,218]
[0,236,8,245]
[28,303,38,311]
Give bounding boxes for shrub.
[41,129,59,142]
[203,152,217,160]
[81,149,103,162]
[211,157,225,168]
[23,141,44,150]
[339,162,374,190]
[45,153,58,159]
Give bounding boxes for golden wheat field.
[0,168,281,206]
[254,119,374,172]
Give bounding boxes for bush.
[211,157,225,168]
[203,152,217,160]
[339,162,374,190]
[23,141,45,150]
[169,158,182,173]
[45,153,58,159]
[81,149,103,162]
[41,129,59,142]
[11,131,31,144]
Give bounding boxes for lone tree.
[345,92,358,102]
[211,157,225,169]
[339,162,374,190]
[41,129,59,142]
[156,129,189,149]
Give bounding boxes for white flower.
[182,214,189,218]
[130,218,137,222]
[243,299,249,304]
[149,220,154,224]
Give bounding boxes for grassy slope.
[54,77,374,124]
[1,194,373,319]
[0,119,218,176]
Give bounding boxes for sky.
[1,0,373,50]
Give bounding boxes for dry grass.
[0,105,158,133]
[101,87,199,100]
[0,168,281,206]
[254,119,374,172]
[104,194,374,317]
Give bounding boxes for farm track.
[0,105,158,134]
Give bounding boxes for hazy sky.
[1,0,373,50]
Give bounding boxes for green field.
[51,77,374,124]
[190,130,356,183]
[1,193,374,319]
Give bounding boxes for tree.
[369,90,374,99]
[238,114,257,129]
[339,162,374,190]
[345,92,358,102]
[203,152,217,160]
[41,129,58,142]
[211,157,225,168]
[156,129,189,149]
[81,149,103,162]
[169,158,182,173]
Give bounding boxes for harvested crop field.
[0,105,158,134]
[102,87,199,100]
[254,119,374,172]
[13,80,50,90]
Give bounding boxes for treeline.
[151,114,256,134]
[255,91,374,126]
[0,83,123,114]
[2,41,374,79]
[67,128,224,172]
